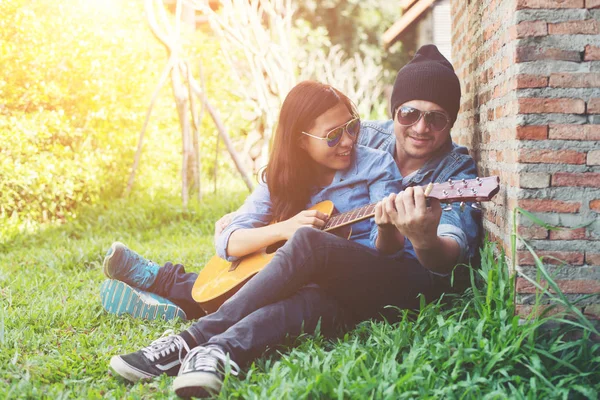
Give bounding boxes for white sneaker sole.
[100,279,187,321]
[173,371,222,398]
[109,355,156,383]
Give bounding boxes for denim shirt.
[216,145,402,262]
[358,120,483,267]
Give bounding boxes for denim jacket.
[358,120,483,267]
[216,145,402,262]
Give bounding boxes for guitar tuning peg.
[471,202,483,210]
[460,202,466,212]
[442,203,453,211]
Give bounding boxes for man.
[107,45,482,398]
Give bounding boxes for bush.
[0,0,248,232]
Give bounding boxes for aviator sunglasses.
[395,106,450,132]
[301,117,360,148]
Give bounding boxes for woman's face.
[299,102,357,180]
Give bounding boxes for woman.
[100,80,402,322]
[106,81,402,397]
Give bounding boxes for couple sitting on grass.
[100,45,482,398]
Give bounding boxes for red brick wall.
[450,0,600,319]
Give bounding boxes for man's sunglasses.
[395,106,450,132]
[302,117,360,148]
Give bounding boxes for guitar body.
[192,200,343,314]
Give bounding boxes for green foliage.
[295,0,413,80]
[0,0,247,231]
[223,241,599,399]
[1,195,598,398]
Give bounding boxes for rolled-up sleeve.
[437,162,483,265]
[437,223,469,264]
[367,153,403,250]
[215,182,273,262]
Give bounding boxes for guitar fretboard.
[322,203,376,232]
[320,177,499,232]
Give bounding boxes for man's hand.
[389,186,442,249]
[385,186,461,274]
[374,193,405,254]
[374,193,398,230]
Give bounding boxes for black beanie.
[390,44,461,124]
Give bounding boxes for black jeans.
[149,262,206,320]
[186,227,448,365]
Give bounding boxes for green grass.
[1,193,599,399]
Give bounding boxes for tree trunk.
[172,66,193,209]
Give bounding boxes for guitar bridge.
[228,259,241,272]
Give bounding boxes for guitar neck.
[322,203,376,232]
[320,176,500,232]
[322,183,432,232]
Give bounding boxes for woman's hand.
[278,209,329,240]
[214,212,236,243]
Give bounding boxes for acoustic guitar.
[192,176,500,313]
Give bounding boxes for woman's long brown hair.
[263,81,357,222]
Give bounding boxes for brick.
[518,199,581,212]
[587,253,600,264]
[516,305,567,318]
[586,0,600,8]
[584,45,600,60]
[515,46,581,62]
[583,304,600,320]
[549,125,600,140]
[492,84,506,100]
[518,250,585,265]
[516,277,600,293]
[552,172,600,187]
[549,227,588,240]
[519,173,551,188]
[517,0,584,8]
[512,21,548,38]
[519,225,549,239]
[590,199,600,212]
[518,149,586,164]
[517,98,585,114]
[549,73,600,88]
[588,98,600,114]
[516,125,548,140]
[516,74,548,88]
[588,150,600,165]
[548,20,599,34]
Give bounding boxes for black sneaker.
[109,334,191,382]
[172,345,240,398]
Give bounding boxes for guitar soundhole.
[265,240,286,254]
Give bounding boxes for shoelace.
[141,334,191,364]
[127,251,155,267]
[182,346,240,376]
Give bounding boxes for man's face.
[393,100,451,161]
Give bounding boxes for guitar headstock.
[425,176,500,205]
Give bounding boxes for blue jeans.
[186,227,450,365]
